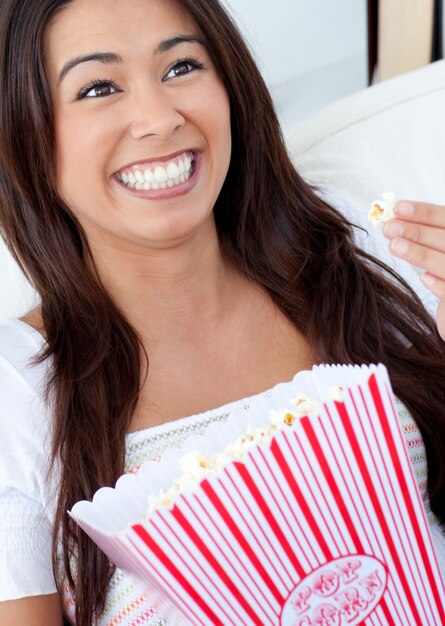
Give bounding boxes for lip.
[113,151,202,201]
[115,148,200,173]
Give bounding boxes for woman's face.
[44,0,232,251]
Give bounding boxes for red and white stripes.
[121,368,445,625]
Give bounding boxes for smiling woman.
[46,0,232,253]
[0,0,445,625]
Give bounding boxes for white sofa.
[2,60,445,321]
[286,59,445,317]
[287,59,445,214]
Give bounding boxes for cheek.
[54,112,83,185]
[54,134,95,218]
[215,86,232,158]
[54,111,111,200]
[200,83,232,167]
[187,77,231,144]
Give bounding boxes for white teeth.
[154,166,168,183]
[119,151,195,191]
[167,162,180,179]
[144,169,155,184]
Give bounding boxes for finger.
[421,273,445,299]
[437,300,445,341]
[383,219,445,254]
[395,200,445,228]
[389,237,445,278]
[420,273,445,341]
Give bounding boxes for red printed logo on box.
[280,555,387,626]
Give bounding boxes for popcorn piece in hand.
[368,192,396,226]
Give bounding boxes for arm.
[0,593,64,626]
[0,327,62,618]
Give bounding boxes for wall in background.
[223,0,368,127]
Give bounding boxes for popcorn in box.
[70,364,445,625]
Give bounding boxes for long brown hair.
[0,0,444,624]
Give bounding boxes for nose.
[129,84,185,141]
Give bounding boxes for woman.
[0,0,444,624]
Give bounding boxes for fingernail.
[384,222,404,237]
[391,238,409,256]
[395,202,414,216]
[421,273,436,287]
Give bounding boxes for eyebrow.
[58,35,205,83]
[58,52,121,83]
[155,35,204,54]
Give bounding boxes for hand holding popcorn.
[381,199,445,340]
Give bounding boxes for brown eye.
[163,57,205,82]
[168,62,194,78]
[89,84,114,97]
[78,80,119,99]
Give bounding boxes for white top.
[0,318,445,626]
[0,318,271,625]
[0,195,444,624]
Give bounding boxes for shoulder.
[0,314,44,360]
[0,320,57,601]
[0,318,47,410]
[0,319,52,504]
[0,320,56,600]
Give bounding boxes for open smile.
[114,150,200,198]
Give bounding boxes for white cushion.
[2,60,445,322]
[287,59,445,210]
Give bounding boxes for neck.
[88,221,248,344]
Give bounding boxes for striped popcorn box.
[70,364,445,625]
